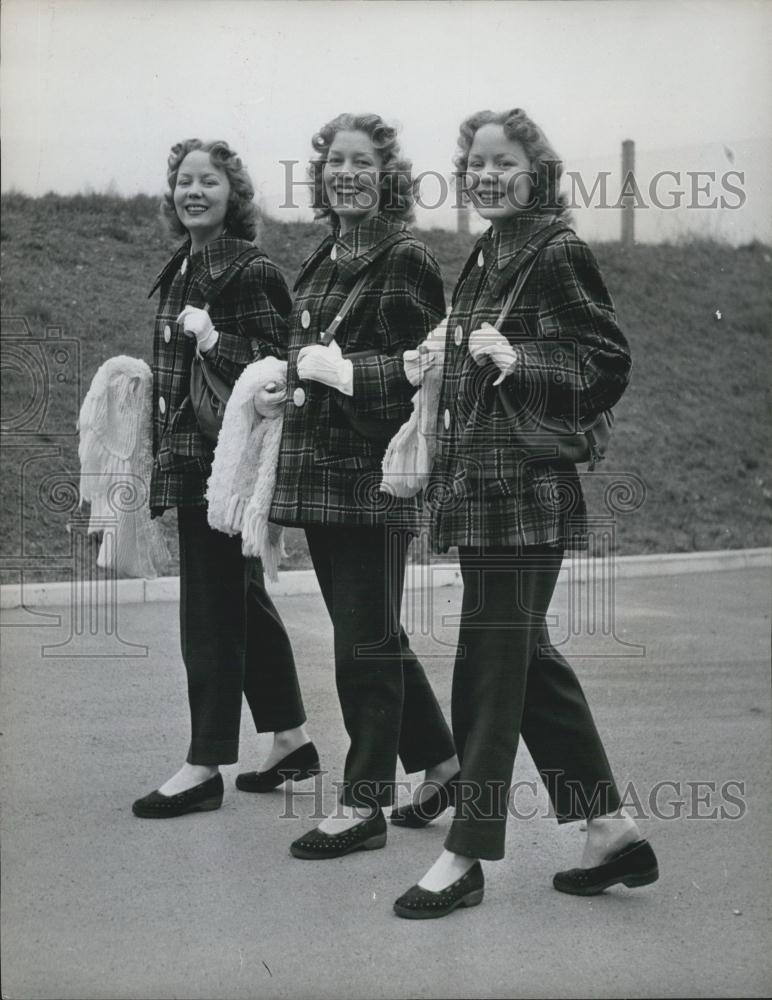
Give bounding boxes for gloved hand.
[254,356,288,418]
[255,379,288,418]
[297,339,353,395]
[403,317,449,387]
[468,322,522,385]
[177,306,219,353]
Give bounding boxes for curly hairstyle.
[161,139,258,241]
[309,113,415,225]
[454,108,569,215]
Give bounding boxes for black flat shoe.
[132,773,224,819]
[236,742,320,792]
[290,810,387,859]
[393,862,484,919]
[553,839,659,896]
[390,770,460,828]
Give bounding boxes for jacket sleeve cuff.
[196,329,219,354]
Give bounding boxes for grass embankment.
[1,193,769,582]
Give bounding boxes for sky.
[2,0,771,236]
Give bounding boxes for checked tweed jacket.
[428,213,632,552]
[148,235,291,513]
[270,213,445,529]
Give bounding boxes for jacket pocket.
[457,447,526,499]
[213,327,254,366]
[312,397,381,470]
[166,398,212,457]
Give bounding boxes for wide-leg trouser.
[445,544,622,860]
[305,524,456,809]
[178,506,307,764]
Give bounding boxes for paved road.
[1,567,770,999]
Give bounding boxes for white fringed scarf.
[206,356,287,580]
[77,356,171,578]
[380,363,443,498]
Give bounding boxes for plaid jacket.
[428,213,631,551]
[270,213,445,528]
[148,235,291,512]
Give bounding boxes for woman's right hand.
[403,317,448,386]
[253,358,288,418]
[255,382,287,418]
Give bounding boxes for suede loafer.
[290,810,387,859]
[553,839,659,896]
[393,861,485,919]
[132,773,224,819]
[236,742,321,792]
[390,771,460,828]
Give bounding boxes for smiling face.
[322,130,382,233]
[466,123,534,229]
[173,149,231,247]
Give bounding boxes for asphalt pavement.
[1,566,770,999]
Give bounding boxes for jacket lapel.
[451,231,491,306]
[293,235,335,291]
[148,242,189,299]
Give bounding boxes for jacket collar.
[484,213,567,298]
[295,213,409,289]
[148,234,258,299]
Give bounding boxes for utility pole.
[621,139,635,248]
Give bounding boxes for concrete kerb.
[1,547,769,610]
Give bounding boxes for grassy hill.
[1,192,769,582]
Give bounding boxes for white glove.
[468,323,522,385]
[403,317,449,387]
[177,306,219,353]
[297,340,353,395]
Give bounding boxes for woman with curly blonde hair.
[270,113,458,859]
[392,108,658,918]
[132,139,319,819]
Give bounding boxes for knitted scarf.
[77,356,170,578]
[206,356,287,580]
[380,363,442,498]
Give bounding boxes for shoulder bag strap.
[493,255,539,331]
[493,221,570,330]
[319,256,387,347]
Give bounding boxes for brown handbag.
[493,251,614,471]
[189,304,233,443]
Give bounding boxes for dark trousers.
[305,524,456,809]
[445,545,622,860]
[178,506,306,765]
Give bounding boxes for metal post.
[621,139,635,247]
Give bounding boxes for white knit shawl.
[77,355,170,578]
[206,356,287,580]
[380,364,442,499]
